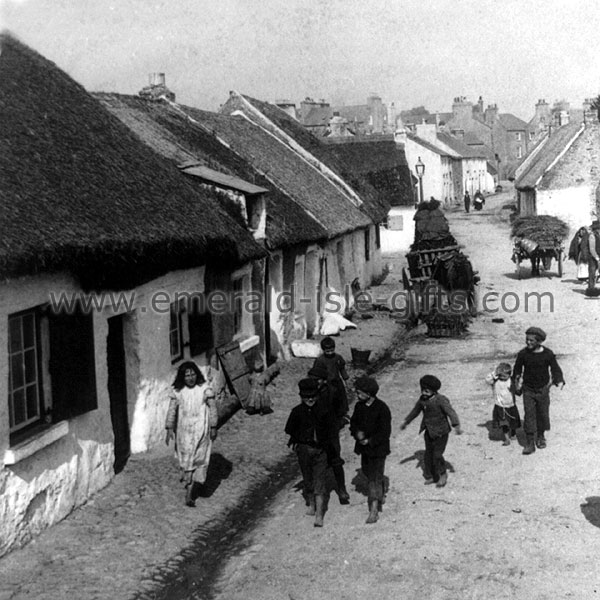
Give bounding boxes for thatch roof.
[94,93,326,248]
[321,137,415,207]
[515,122,583,190]
[178,104,371,236]
[221,93,391,222]
[0,32,264,290]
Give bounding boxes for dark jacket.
[350,397,392,457]
[512,346,564,390]
[284,402,335,447]
[403,393,460,439]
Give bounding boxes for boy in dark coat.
[350,376,391,524]
[400,375,462,488]
[312,336,349,419]
[285,378,336,527]
[307,364,350,504]
[512,326,565,454]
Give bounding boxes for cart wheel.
[557,250,563,278]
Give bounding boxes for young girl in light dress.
[165,361,218,506]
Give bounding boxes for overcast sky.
[1,0,599,120]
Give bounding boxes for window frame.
[169,300,184,364]
[8,308,45,437]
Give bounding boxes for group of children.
[285,326,565,526]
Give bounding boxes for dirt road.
[209,191,600,600]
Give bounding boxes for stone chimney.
[552,100,570,127]
[452,96,473,123]
[394,116,408,147]
[275,100,298,120]
[367,93,385,133]
[415,122,437,144]
[387,102,398,133]
[474,96,484,114]
[328,112,350,137]
[535,99,551,124]
[139,72,175,102]
[484,103,498,126]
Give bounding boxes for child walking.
[165,361,218,507]
[312,336,349,420]
[400,375,462,488]
[485,362,521,445]
[512,326,565,455]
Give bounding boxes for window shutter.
[189,308,213,357]
[48,308,97,421]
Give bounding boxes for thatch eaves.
[0,32,264,290]
[221,93,391,223]
[178,105,371,237]
[515,122,583,190]
[94,92,327,248]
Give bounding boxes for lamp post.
[415,156,425,206]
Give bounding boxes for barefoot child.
[400,375,462,488]
[485,362,521,445]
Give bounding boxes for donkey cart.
[512,237,563,279]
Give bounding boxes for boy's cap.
[525,326,546,342]
[592,220,600,230]
[420,374,441,392]
[496,362,512,375]
[307,366,328,380]
[298,378,319,397]
[354,376,379,396]
[320,337,336,350]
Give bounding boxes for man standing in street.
[586,220,600,294]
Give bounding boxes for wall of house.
[402,139,444,203]
[517,189,536,216]
[0,262,264,557]
[381,207,416,253]
[0,273,113,557]
[536,186,594,231]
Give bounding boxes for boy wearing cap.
[400,375,462,488]
[285,378,336,527]
[312,336,349,417]
[350,376,391,524]
[513,327,565,455]
[307,365,350,504]
[485,362,521,445]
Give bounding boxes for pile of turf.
[510,215,569,245]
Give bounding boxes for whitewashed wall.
[0,265,213,556]
[537,186,594,230]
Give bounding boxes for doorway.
[107,314,130,474]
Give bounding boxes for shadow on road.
[193,453,233,500]
[580,497,600,528]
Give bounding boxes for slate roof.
[94,92,326,248]
[0,32,264,290]
[221,93,391,222]
[499,113,528,131]
[514,121,584,189]
[406,132,452,156]
[437,131,487,159]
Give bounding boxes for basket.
[351,348,372,367]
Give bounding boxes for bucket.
[351,348,371,368]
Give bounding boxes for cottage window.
[169,301,184,363]
[8,310,44,435]
[8,304,97,444]
[364,228,371,262]
[516,132,522,141]
[517,146,523,159]
[529,131,534,140]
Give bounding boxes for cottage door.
[107,314,130,474]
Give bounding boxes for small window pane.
[9,318,22,354]
[11,354,24,389]
[26,384,40,420]
[24,348,37,383]
[22,313,35,348]
[12,388,25,426]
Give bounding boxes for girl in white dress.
[165,361,218,506]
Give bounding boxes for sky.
[1,0,599,120]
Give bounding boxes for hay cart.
[510,215,568,280]
[512,237,563,279]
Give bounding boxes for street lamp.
[415,156,425,206]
